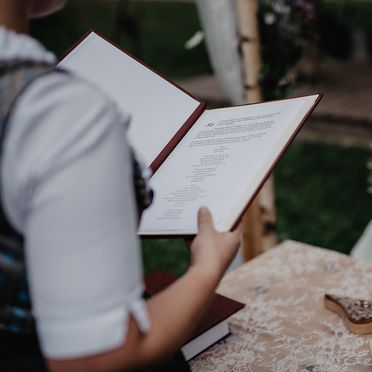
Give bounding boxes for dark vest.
[0,60,153,336]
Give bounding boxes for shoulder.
[2,69,132,232]
[4,68,132,178]
[18,68,130,125]
[5,68,131,167]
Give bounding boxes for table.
[190,240,372,371]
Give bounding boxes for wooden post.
[237,0,277,260]
[237,0,262,104]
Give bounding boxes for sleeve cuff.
[37,298,150,359]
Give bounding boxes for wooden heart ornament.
[324,294,372,334]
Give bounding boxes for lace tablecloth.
[190,240,372,371]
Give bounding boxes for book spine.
[150,102,206,173]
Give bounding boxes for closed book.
[144,271,245,361]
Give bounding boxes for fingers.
[197,207,214,232]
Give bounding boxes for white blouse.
[0,27,150,358]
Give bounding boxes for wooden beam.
[237,0,262,103]
[237,0,277,260]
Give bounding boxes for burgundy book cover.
[144,271,245,341]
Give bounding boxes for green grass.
[141,239,190,276]
[274,141,371,255]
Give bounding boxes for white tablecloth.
[190,240,372,371]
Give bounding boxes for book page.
[59,32,201,167]
[139,95,319,235]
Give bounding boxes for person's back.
[0,1,241,371]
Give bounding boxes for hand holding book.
[189,207,241,281]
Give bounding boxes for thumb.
[197,207,214,232]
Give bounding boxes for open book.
[59,31,321,236]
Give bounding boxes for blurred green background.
[31,0,211,79]
[31,1,371,276]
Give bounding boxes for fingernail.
[199,206,208,214]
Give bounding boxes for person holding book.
[0,0,241,371]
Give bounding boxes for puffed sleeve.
[1,71,150,358]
